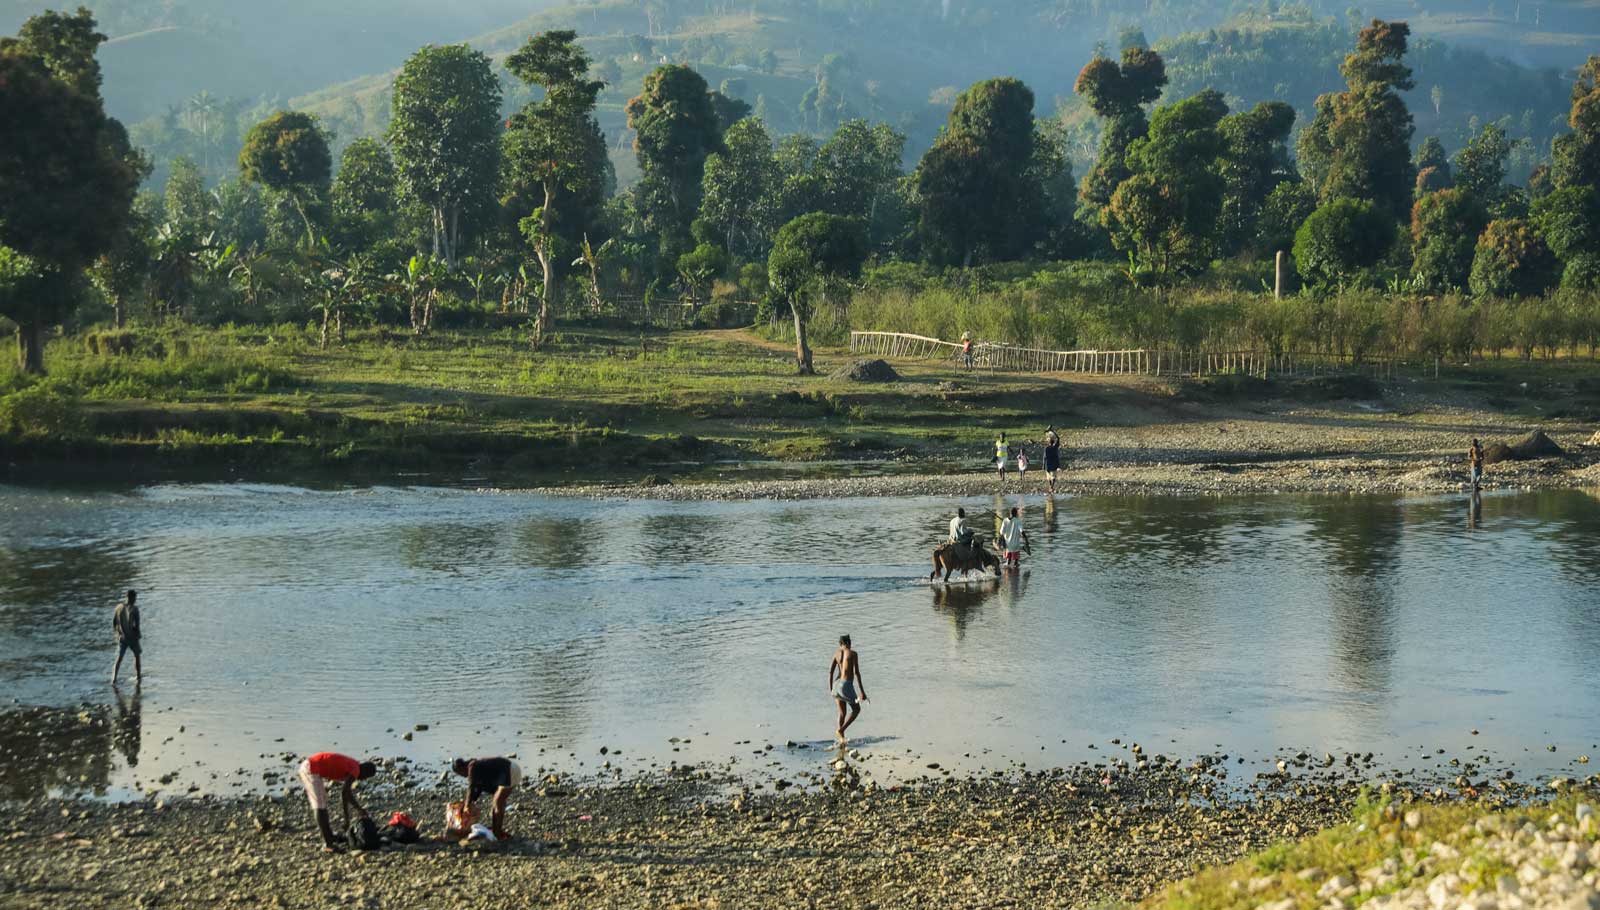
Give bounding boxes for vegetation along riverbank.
[3,325,1598,492]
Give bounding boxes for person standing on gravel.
[994,433,1009,482]
[452,756,523,840]
[111,590,142,685]
[1043,428,1062,494]
[297,752,378,853]
[1468,438,1484,490]
[829,635,868,746]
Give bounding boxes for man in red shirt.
[297,751,378,852]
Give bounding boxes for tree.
[1298,20,1416,220]
[0,11,142,373]
[388,44,503,269]
[1106,90,1229,278]
[1470,219,1559,298]
[1217,100,1296,256]
[1413,136,1452,193]
[627,65,723,269]
[1410,189,1488,291]
[1256,180,1317,256]
[768,213,867,375]
[91,206,153,328]
[164,155,213,240]
[1452,124,1511,203]
[915,77,1047,266]
[238,110,332,249]
[331,138,398,256]
[1531,186,1600,288]
[699,117,781,259]
[503,30,611,344]
[1075,47,1167,211]
[1551,56,1600,190]
[1293,198,1396,289]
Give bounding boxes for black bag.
[348,816,381,851]
[380,822,420,845]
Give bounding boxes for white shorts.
[298,759,328,811]
[508,761,524,789]
[996,457,1007,469]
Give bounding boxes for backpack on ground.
[348,816,381,851]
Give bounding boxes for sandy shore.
[0,756,1559,910]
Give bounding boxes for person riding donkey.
[948,507,976,552]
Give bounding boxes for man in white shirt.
[948,507,974,549]
[999,507,1030,569]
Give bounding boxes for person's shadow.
[112,685,142,769]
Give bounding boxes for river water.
[2,483,1598,800]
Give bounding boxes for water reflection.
[1074,495,1228,567]
[1468,492,1482,531]
[0,540,139,635]
[1305,496,1402,698]
[516,517,596,569]
[931,580,1003,639]
[400,522,499,573]
[0,704,115,799]
[639,515,728,564]
[112,686,142,769]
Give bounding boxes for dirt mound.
[1483,429,1566,465]
[832,359,900,382]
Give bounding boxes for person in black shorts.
[452,756,523,838]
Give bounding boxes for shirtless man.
[829,635,868,746]
[1468,438,1484,490]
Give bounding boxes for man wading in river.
[829,635,868,746]
[111,590,142,685]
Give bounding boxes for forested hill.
[49,0,1599,190]
[0,0,554,121]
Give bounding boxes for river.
[2,483,1598,800]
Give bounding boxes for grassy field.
[0,324,1097,483]
[4,322,1599,486]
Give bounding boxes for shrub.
[1470,219,1560,298]
[0,380,86,438]
[1293,199,1397,290]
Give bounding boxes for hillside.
[288,0,1588,189]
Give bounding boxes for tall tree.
[1414,136,1453,194]
[1298,20,1416,220]
[1216,100,1297,256]
[1074,46,1167,212]
[1531,186,1600,289]
[915,77,1047,266]
[164,155,213,240]
[503,30,611,343]
[238,110,332,249]
[388,44,503,269]
[1107,90,1229,278]
[1452,124,1511,204]
[330,138,399,256]
[1551,56,1600,190]
[699,117,781,259]
[0,10,142,373]
[768,213,867,375]
[1410,188,1488,291]
[627,65,723,269]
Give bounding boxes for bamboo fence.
[848,331,1403,380]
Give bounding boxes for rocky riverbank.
[0,754,1561,910]
[1145,796,1600,910]
[511,452,1600,502]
